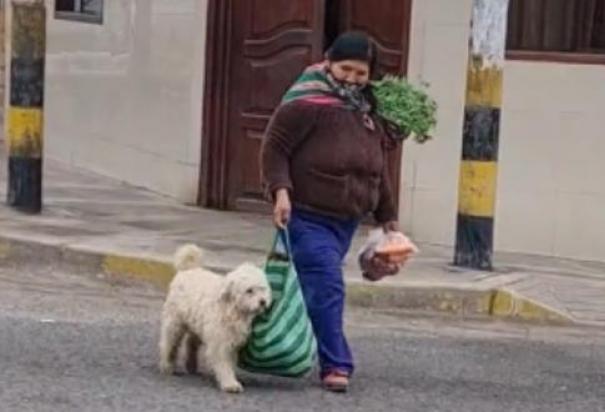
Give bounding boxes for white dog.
[159,244,271,393]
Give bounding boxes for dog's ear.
[220,277,235,302]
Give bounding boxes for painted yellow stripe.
[465,56,503,108]
[458,160,497,218]
[103,255,175,290]
[490,289,572,324]
[7,107,43,157]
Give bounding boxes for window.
[507,0,605,64]
[55,0,103,24]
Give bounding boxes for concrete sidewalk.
[1,153,604,327]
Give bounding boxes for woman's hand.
[273,188,292,229]
[382,220,400,233]
[370,255,404,277]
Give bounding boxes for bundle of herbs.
[372,75,437,144]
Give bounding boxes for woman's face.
[328,60,370,86]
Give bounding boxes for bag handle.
[268,228,293,263]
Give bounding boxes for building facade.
[3,0,605,262]
[405,0,605,261]
[43,0,208,202]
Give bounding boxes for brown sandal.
[322,371,349,393]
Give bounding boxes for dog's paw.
[159,361,175,376]
[220,381,244,394]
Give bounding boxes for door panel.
[226,0,325,210]
[339,0,411,76]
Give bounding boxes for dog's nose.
[260,298,268,308]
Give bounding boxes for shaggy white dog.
[159,244,271,393]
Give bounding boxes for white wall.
[401,0,472,245]
[497,61,605,261]
[44,0,208,202]
[403,0,605,262]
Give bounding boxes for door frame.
[198,0,233,208]
[199,0,414,212]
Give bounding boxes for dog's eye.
[246,288,254,294]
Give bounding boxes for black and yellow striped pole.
[6,0,46,213]
[454,0,509,270]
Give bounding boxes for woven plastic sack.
[238,230,317,377]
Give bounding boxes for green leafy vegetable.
[373,75,437,143]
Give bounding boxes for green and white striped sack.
[238,230,317,377]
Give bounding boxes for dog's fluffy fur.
[159,244,271,393]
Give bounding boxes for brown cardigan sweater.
[260,101,397,223]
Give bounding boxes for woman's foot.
[322,370,349,393]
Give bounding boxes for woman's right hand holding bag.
[358,228,418,282]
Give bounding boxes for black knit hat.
[327,31,374,63]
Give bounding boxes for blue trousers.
[287,209,359,377]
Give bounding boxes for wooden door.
[339,0,413,210]
[200,0,325,210]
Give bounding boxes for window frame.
[55,0,103,25]
[506,50,605,65]
[506,0,605,65]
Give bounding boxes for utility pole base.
[7,157,43,213]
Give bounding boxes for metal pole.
[454,0,510,270]
[6,0,45,213]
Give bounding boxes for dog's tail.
[174,244,204,271]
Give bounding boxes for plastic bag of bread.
[357,228,418,282]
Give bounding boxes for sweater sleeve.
[260,102,318,200]
[374,155,398,224]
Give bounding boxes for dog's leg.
[184,332,202,375]
[206,344,243,393]
[159,315,186,375]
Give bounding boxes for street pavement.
[1,262,604,412]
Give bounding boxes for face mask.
[326,67,366,94]
[341,81,365,94]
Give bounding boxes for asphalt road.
[1,263,604,412]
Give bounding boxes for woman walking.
[261,32,403,392]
